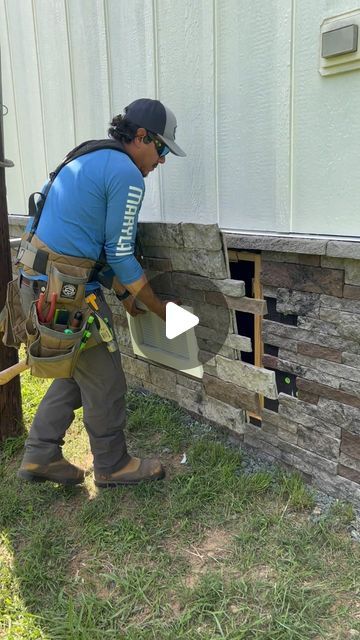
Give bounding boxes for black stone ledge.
[224,231,360,259]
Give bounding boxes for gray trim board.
[225,232,360,259]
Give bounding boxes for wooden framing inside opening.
[228,249,264,420]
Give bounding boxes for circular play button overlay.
[133,271,232,371]
[165,302,199,339]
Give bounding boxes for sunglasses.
[145,132,170,157]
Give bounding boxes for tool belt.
[0,235,117,379]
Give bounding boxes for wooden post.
[0,49,23,440]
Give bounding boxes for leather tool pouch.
[0,271,94,379]
[25,301,92,378]
[1,252,113,379]
[47,263,88,306]
[0,278,27,348]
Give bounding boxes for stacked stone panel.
[258,248,360,506]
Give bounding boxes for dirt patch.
[181,528,233,588]
[68,549,93,578]
[169,525,278,591]
[162,453,191,480]
[169,596,182,616]
[46,481,94,518]
[332,595,360,620]
[68,550,116,599]
[245,564,277,582]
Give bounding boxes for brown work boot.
[17,458,85,485]
[94,456,165,488]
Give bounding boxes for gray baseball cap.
[124,98,186,157]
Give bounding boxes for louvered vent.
[127,305,203,379]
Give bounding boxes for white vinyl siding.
[1,0,359,236]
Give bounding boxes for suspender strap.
[28,186,52,241]
[28,138,127,239]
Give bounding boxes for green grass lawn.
[0,368,359,639]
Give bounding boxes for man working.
[16,98,186,488]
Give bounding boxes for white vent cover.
[127,304,204,379]
[320,9,360,76]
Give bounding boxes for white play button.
[166,302,199,339]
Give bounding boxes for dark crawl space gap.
[229,251,299,421]
[229,252,259,366]
[263,298,298,413]
[229,250,262,425]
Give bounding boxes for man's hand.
[123,297,182,322]
[156,299,182,322]
[114,274,181,322]
[122,295,146,317]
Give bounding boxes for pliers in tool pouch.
[36,292,57,324]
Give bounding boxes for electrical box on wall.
[320,9,360,75]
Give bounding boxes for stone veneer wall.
[227,234,360,508]
[7,216,360,507]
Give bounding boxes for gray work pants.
[20,278,130,473]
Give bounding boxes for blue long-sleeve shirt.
[34,148,145,286]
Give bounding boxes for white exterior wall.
[292,1,360,235]
[1,0,359,236]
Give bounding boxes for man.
[17,98,186,488]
